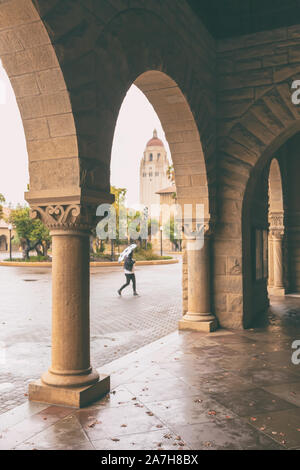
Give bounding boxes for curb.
[0,259,179,268]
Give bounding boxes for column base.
[268,287,286,297]
[28,374,110,408]
[179,315,218,333]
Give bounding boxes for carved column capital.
[269,211,285,240]
[30,204,98,233]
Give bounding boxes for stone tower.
[139,129,170,210]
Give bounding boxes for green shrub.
[4,255,49,262]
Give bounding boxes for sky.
[0,62,171,208]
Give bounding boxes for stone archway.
[134,71,216,332]
[0,1,218,407]
[0,0,80,204]
[217,83,300,328]
[0,0,113,408]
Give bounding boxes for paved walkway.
[0,262,182,414]
[0,297,300,450]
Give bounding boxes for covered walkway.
[0,297,300,450]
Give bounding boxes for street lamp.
[8,224,12,261]
[160,226,163,257]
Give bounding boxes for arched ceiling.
[187,0,300,39]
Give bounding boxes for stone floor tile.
[145,394,236,427]
[244,408,300,449]
[14,414,94,450]
[180,371,255,393]
[232,367,300,387]
[211,388,296,417]
[263,382,300,407]
[190,345,239,359]
[173,419,284,450]
[91,387,138,409]
[92,429,190,451]
[0,406,73,450]
[159,358,226,377]
[123,377,199,403]
[75,403,167,441]
[215,355,270,371]
[129,364,177,383]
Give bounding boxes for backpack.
[124,256,134,272]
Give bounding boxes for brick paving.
[0,262,182,414]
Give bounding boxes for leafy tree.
[111,186,127,258]
[148,218,159,240]
[164,217,182,251]
[9,207,51,259]
[166,165,177,200]
[111,186,127,241]
[0,193,5,220]
[167,165,175,183]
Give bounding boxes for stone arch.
[134,71,209,218]
[269,158,284,215]
[217,82,300,328]
[0,0,220,409]
[0,0,79,206]
[0,235,7,251]
[48,6,215,319]
[32,4,216,216]
[130,70,211,320]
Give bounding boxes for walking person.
[118,250,139,296]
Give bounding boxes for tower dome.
[140,129,170,210]
[146,129,165,148]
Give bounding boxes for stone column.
[179,223,218,332]
[268,234,274,290]
[269,212,285,296]
[272,232,285,294]
[28,204,110,407]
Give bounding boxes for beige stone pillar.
[272,232,285,295]
[268,235,274,290]
[268,212,285,296]
[179,224,218,333]
[28,204,110,407]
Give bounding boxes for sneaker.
[118,289,122,296]
[133,292,139,296]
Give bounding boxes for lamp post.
[8,224,12,261]
[160,225,163,257]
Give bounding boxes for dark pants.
[120,273,136,293]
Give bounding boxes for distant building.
[139,129,170,211]
[139,130,180,252]
[0,207,16,253]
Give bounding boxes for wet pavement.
[0,302,300,450]
[0,263,182,414]
[1,261,300,449]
